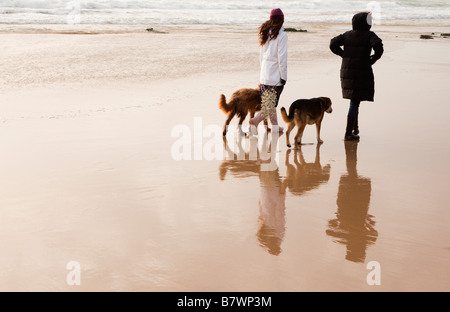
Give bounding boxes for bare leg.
[269,109,284,135]
[251,112,265,126]
[249,112,264,135]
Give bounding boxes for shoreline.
[0,20,449,34]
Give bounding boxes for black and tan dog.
[219,86,269,136]
[281,97,332,147]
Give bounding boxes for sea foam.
[0,0,449,25]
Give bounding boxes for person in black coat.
[330,12,384,141]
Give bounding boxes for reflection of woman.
[250,8,287,134]
[257,169,286,256]
[220,134,287,256]
[256,133,286,256]
[326,141,378,263]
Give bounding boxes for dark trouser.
[345,100,360,138]
[259,84,284,107]
[348,100,360,118]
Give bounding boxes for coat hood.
[352,12,372,31]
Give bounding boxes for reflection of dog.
[219,136,260,180]
[281,97,333,147]
[283,146,331,197]
[219,87,269,136]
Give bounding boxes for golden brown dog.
[281,97,332,147]
[219,86,269,136]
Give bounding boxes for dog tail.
[219,94,232,113]
[281,107,293,123]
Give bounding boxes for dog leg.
[316,123,324,144]
[285,122,295,148]
[238,115,246,136]
[295,123,306,146]
[223,111,236,136]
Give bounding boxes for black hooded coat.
[330,12,384,102]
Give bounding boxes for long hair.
[258,16,284,46]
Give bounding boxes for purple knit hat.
[270,8,284,20]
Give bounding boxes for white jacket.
[260,28,288,86]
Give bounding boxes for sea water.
[0,0,449,25]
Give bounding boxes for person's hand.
[280,79,287,86]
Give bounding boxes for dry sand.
[0,23,449,292]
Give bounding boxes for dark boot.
[353,115,359,135]
[345,116,360,141]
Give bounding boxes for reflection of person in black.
[219,134,286,256]
[283,144,331,196]
[326,141,378,263]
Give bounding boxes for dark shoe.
[345,116,360,141]
[345,133,360,141]
[353,116,359,135]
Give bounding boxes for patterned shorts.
[259,84,284,108]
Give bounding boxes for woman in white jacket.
[250,8,287,135]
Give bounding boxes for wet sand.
[0,24,449,292]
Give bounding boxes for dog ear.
[320,97,331,110]
[319,98,326,110]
